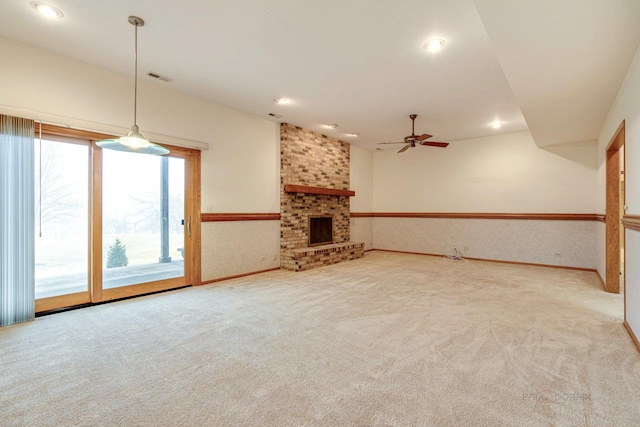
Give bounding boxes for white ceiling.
[0,0,639,150]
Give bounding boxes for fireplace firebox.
[309,216,333,246]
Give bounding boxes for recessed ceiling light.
[490,120,502,129]
[346,133,360,137]
[423,38,445,53]
[30,1,64,19]
[274,97,288,105]
[325,124,338,129]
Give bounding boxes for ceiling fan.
[379,114,449,153]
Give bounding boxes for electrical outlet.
[554,252,562,257]
[463,246,469,252]
[260,256,266,261]
[273,254,277,261]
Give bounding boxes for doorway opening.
[605,120,625,297]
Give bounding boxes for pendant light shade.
[97,16,169,155]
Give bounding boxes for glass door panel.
[102,150,185,290]
[34,139,89,299]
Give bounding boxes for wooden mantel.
[284,184,355,197]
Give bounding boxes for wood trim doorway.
[605,120,625,295]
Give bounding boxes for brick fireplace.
[280,123,364,271]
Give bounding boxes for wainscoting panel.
[626,228,640,349]
[350,217,374,251]
[201,220,280,282]
[597,221,606,287]
[373,217,597,269]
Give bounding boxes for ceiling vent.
[147,72,173,82]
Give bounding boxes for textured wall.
[201,221,280,281]
[350,217,374,251]
[627,230,640,331]
[373,217,597,269]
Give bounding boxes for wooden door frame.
[34,124,201,312]
[95,144,201,302]
[605,120,625,297]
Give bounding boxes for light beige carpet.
[1,251,639,426]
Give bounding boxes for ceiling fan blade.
[397,144,411,153]
[419,141,449,148]
[415,133,433,141]
[386,116,438,151]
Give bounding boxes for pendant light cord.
[95,16,168,155]
[133,21,138,127]
[38,121,42,238]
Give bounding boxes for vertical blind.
[0,115,35,326]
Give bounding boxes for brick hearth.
[281,242,364,272]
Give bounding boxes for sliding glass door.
[34,125,200,312]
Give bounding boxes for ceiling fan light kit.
[97,16,169,156]
[378,114,449,153]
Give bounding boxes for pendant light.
[97,16,169,155]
